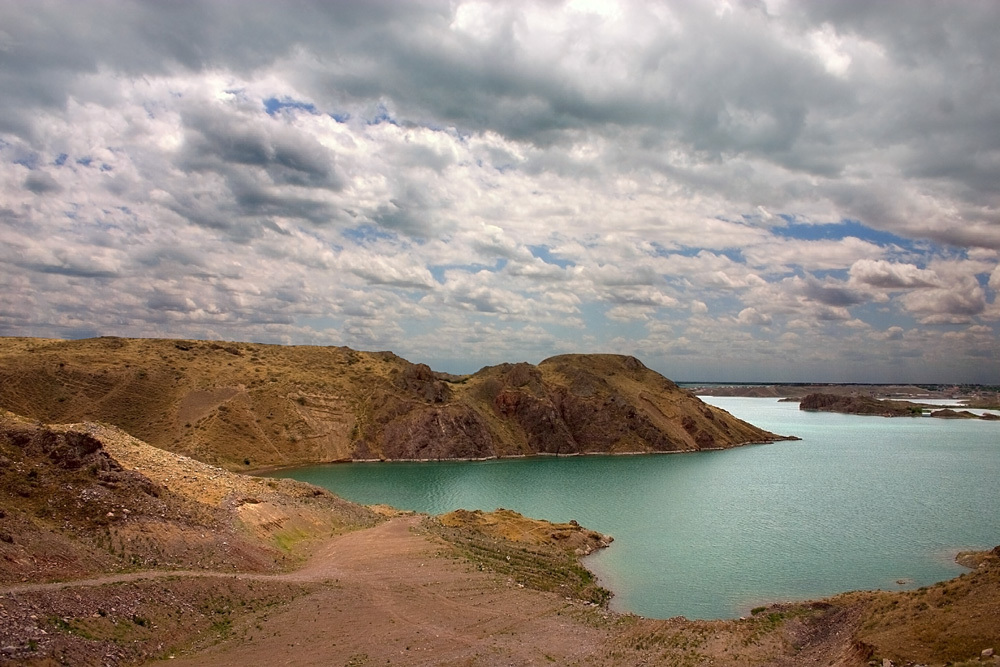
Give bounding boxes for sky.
[1,1,999,383]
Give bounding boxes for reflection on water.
[265,397,1000,619]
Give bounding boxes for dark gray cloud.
[803,278,866,308]
[180,106,342,189]
[2,0,997,235]
[165,103,345,233]
[23,171,63,194]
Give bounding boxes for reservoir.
[265,397,1000,619]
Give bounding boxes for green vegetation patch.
[423,516,612,606]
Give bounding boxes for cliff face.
[0,337,788,469]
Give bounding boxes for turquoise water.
[264,397,1000,619]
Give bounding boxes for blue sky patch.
[13,154,39,169]
[528,245,574,268]
[366,103,398,126]
[341,224,399,245]
[774,218,913,248]
[812,268,851,281]
[429,260,505,284]
[264,96,318,116]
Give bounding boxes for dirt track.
[165,515,613,665]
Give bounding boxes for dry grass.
[0,337,406,469]
[851,548,1000,665]
[425,509,614,606]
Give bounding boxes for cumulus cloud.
[737,307,772,326]
[744,237,885,272]
[802,277,866,308]
[899,279,986,324]
[1,0,999,381]
[849,259,940,289]
[990,265,1000,291]
[871,326,905,342]
[338,251,437,290]
[23,171,63,195]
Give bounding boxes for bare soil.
[169,516,617,666]
[0,516,876,667]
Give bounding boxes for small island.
[797,393,1000,421]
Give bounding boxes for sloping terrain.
[0,411,378,585]
[1,413,997,666]
[0,411,378,665]
[0,337,789,469]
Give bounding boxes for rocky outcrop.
[929,408,979,419]
[11,428,107,470]
[0,411,378,584]
[799,393,921,416]
[370,404,496,460]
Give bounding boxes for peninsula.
[0,337,791,469]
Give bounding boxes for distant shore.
[689,382,1000,408]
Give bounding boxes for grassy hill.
[0,337,788,470]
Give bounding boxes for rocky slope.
[0,337,789,469]
[0,410,381,664]
[0,411,378,585]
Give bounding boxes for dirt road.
[166,516,614,665]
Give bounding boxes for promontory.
[0,336,790,470]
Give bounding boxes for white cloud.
[849,259,940,289]
[737,307,772,326]
[743,237,885,272]
[338,251,436,290]
[899,279,986,325]
[990,264,1000,291]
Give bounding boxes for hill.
[0,337,789,469]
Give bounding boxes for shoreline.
[251,436,797,474]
